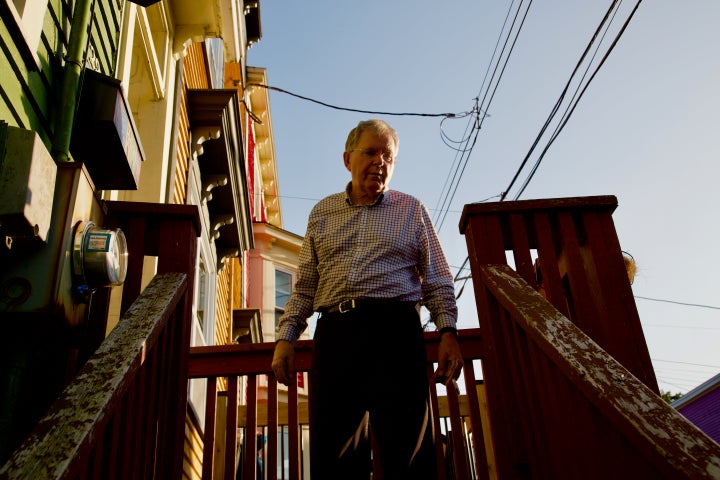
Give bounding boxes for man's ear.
[343,151,351,171]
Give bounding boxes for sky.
[247,0,720,395]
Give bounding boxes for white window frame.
[185,160,218,429]
[274,267,293,332]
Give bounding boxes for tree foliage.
[660,390,683,404]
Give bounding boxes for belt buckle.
[338,299,355,314]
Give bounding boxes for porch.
[1,196,719,479]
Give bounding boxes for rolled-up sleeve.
[417,205,458,331]
[276,217,319,344]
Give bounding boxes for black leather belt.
[320,298,415,315]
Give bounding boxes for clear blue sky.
[248,1,720,394]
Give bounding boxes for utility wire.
[247,83,463,118]
[432,0,520,220]
[635,296,720,311]
[433,0,533,232]
[433,0,523,227]
[512,0,644,200]
[653,358,720,369]
[513,3,623,198]
[501,0,628,201]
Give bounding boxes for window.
[275,269,292,329]
[197,257,208,332]
[192,246,216,346]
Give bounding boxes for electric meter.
[72,220,128,289]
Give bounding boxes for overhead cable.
[247,83,463,118]
[502,0,644,201]
[512,0,644,200]
[433,0,533,232]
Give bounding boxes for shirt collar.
[344,182,387,206]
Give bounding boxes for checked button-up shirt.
[276,187,458,344]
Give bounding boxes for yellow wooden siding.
[216,264,232,346]
[184,42,210,89]
[172,86,190,204]
[231,257,244,310]
[215,263,233,392]
[172,41,210,205]
[180,41,215,477]
[183,410,204,480]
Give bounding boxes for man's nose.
[372,155,390,166]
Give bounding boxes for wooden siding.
[184,42,210,89]
[0,0,122,143]
[183,411,204,480]
[87,0,122,74]
[178,40,237,475]
[1,0,64,139]
[231,257,244,309]
[173,84,190,204]
[215,263,233,392]
[173,42,210,205]
[215,263,232,346]
[676,385,720,444]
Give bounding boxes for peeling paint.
[0,273,187,479]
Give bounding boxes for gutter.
[51,0,94,162]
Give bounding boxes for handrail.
[188,329,490,480]
[0,273,189,480]
[477,264,720,479]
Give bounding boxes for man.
[272,119,463,479]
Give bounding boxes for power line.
[501,0,637,201]
[433,0,533,232]
[635,296,720,311]
[247,83,464,118]
[653,358,720,369]
[513,0,644,200]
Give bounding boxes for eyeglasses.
[351,148,395,163]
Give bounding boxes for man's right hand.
[271,340,295,386]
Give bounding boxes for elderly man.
[272,119,463,479]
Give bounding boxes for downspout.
[51,0,94,162]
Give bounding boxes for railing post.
[103,201,200,480]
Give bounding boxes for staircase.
[1,196,719,479]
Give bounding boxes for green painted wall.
[0,0,123,152]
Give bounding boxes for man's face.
[343,130,396,202]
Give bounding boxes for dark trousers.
[309,301,437,480]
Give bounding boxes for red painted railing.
[0,273,192,479]
[4,196,719,479]
[472,264,720,479]
[188,330,490,480]
[0,202,201,480]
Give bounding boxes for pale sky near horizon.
[248,1,720,395]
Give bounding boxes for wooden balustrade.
[188,330,490,480]
[0,273,191,480]
[473,264,720,479]
[459,195,658,392]
[0,201,200,480]
[460,196,720,478]
[5,195,717,479]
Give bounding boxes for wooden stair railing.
[188,329,491,480]
[460,195,659,393]
[1,201,200,480]
[0,273,191,480]
[475,264,720,479]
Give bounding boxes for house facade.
[672,372,720,444]
[0,1,291,476]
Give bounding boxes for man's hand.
[272,340,295,386]
[435,331,463,387]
